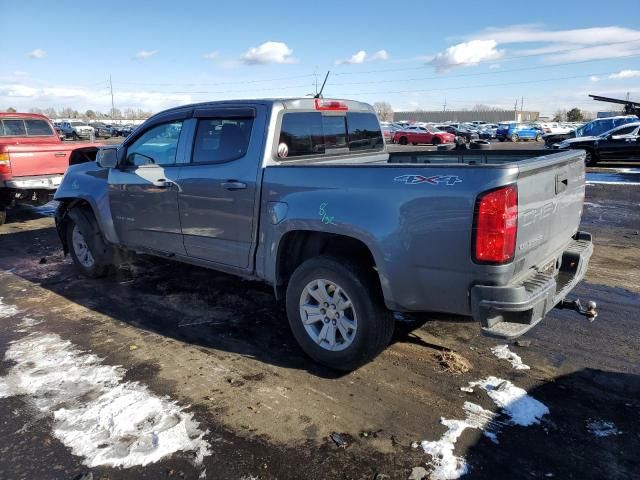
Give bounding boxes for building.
[393,110,540,123]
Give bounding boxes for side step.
[481,319,542,339]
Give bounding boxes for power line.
[332,39,640,76]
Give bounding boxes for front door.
[109,119,187,254]
[177,106,263,269]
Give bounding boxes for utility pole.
[520,96,524,119]
[442,98,447,112]
[514,99,518,121]
[109,75,115,121]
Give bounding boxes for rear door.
[177,105,265,269]
[599,125,640,159]
[108,114,189,254]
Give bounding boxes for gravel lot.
[0,145,639,480]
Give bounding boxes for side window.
[25,119,54,136]
[192,118,254,164]
[347,112,383,151]
[279,112,325,157]
[1,120,26,136]
[126,121,183,166]
[611,125,636,136]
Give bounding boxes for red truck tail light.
[0,152,11,180]
[315,99,348,111]
[473,185,518,264]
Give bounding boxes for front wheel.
[65,207,115,278]
[72,132,79,141]
[432,137,441,145]
[584,149,598,167]
[0,209,6,226]
[399,137,408,145]
[536,134,543,142]
[511,133,519,142]
[286,256,394,371]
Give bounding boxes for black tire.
[536,134,543,142]
[286,256,394,371]
[72,132,79,141]
[65,206,115,278]
[0,209,6,226]
[399,136,408,145]
[432,136,441,145]
[470,140,491,150]
[412,142,418,145]
[498,138,505,142]
[584,149,598,167]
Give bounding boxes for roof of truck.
[0,112,51,120]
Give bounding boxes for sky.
[1,0,640,116]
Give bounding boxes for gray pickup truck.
[54,98,593,370]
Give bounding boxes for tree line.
[2,106,153,121]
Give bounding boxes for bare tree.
[5,107,17,113]
[552,109,567,122]
[43,107,58,119]
[373,101,394,122]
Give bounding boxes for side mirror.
[96,147,118,168]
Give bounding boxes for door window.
[126,121,183,166]
[0,119,27,136]
[192,118,254,164]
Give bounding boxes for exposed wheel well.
[275,231,379,299]
[55,199,94,253]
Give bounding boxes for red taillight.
[314,99,348,111]
[473,185,518,264]
[0,152,11,180]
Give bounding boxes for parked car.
[382,123,402,142]
[59,120,95,140]
[496,123,543,142]
[54,98,592,370]
[553,122,640,165]
[89,122,112,139]
[119,124,135,137]
[543,115,639,148]
[0,112,100,225]
[536,122,572,135]
[435,125,480,143]
[393,125,455,145]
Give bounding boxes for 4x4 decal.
[394,174,462,186]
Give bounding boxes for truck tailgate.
[5,143,82,177]
[514,150,585,275]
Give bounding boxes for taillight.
[314,99,348,111]
[473,185,518,264]
[0,152,11,179]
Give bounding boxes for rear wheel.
[72,132,79,141]
[584,149,598,167]
[498,138,505,142]
[511,133,519,142]
[65,207,115,278]
[286,256,394,371]
[412,142,418,145]
[535,133,543,142]
[432,137,441,145]
[0,209,6,226]
[399,137,408,145]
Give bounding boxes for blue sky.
[2,0,640,115]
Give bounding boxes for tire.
[536,134,543,142]
[65,207,115,278]
[399,137,408,145]
[470,140,491,150]
[412,142,418,145]
[72,132,79,141]
[432,137,441,145]
[511,133,519,142]
[0,209,6,226]
[498,138,505,142]
[286,256,394,371]
[584,149,598,167]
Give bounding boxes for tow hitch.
[557,299,598,321]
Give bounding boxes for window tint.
[278,111,382,158]
[192,118,253,164]
[610,125,636,135]
[25,119,54,136]
[126,121,183,166]
[1,120,26,136]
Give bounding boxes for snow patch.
[587,419,622,437]
[468,376,549,426]
[0,333,210,468]
[0,297,19,318]
[491,345,530,370]
[418,402,497,480]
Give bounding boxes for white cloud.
[336,49,389,65]
[371,49,389,61]
[241,41,296,65]
[202,51,219,60]
[589,76,600,82]
[609,69,640,79]
[28,49,46,59]
[134,50,159,60]
[430,40,503,72]
[0,84,38,97]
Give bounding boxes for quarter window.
[0,120,27,136]
[191,118,254,164]
[126,121,183,166]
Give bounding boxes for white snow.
[0,332,210,468]
[491,345,530,370]
[586,420,622,437]
[0,297,19,318]
[468,376,549,426]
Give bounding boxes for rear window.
[278,112,383,158]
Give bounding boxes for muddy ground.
[0,166,639,479]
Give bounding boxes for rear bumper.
[3,174,64,190]
[470,232,593,338]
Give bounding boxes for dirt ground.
[0,161,639,479]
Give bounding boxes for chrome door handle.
[221,181,247,190]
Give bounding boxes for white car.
[536,122,572,135]
[59,120,94,140]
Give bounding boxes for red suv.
[393,125,455,145]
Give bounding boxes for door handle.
[54,152,67,157]
[221,181,247,190]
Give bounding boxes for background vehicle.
[435,125,480,143]
[59,120,94,140]
[393,125,454,145]
[89,122,112,138]
[554,122,640,165]
[381,123,402,142]
[0,112,100,225]
[536,122,572,135]
[543,115,639,147]
[496,123,543,142]
[54,98,591,371]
